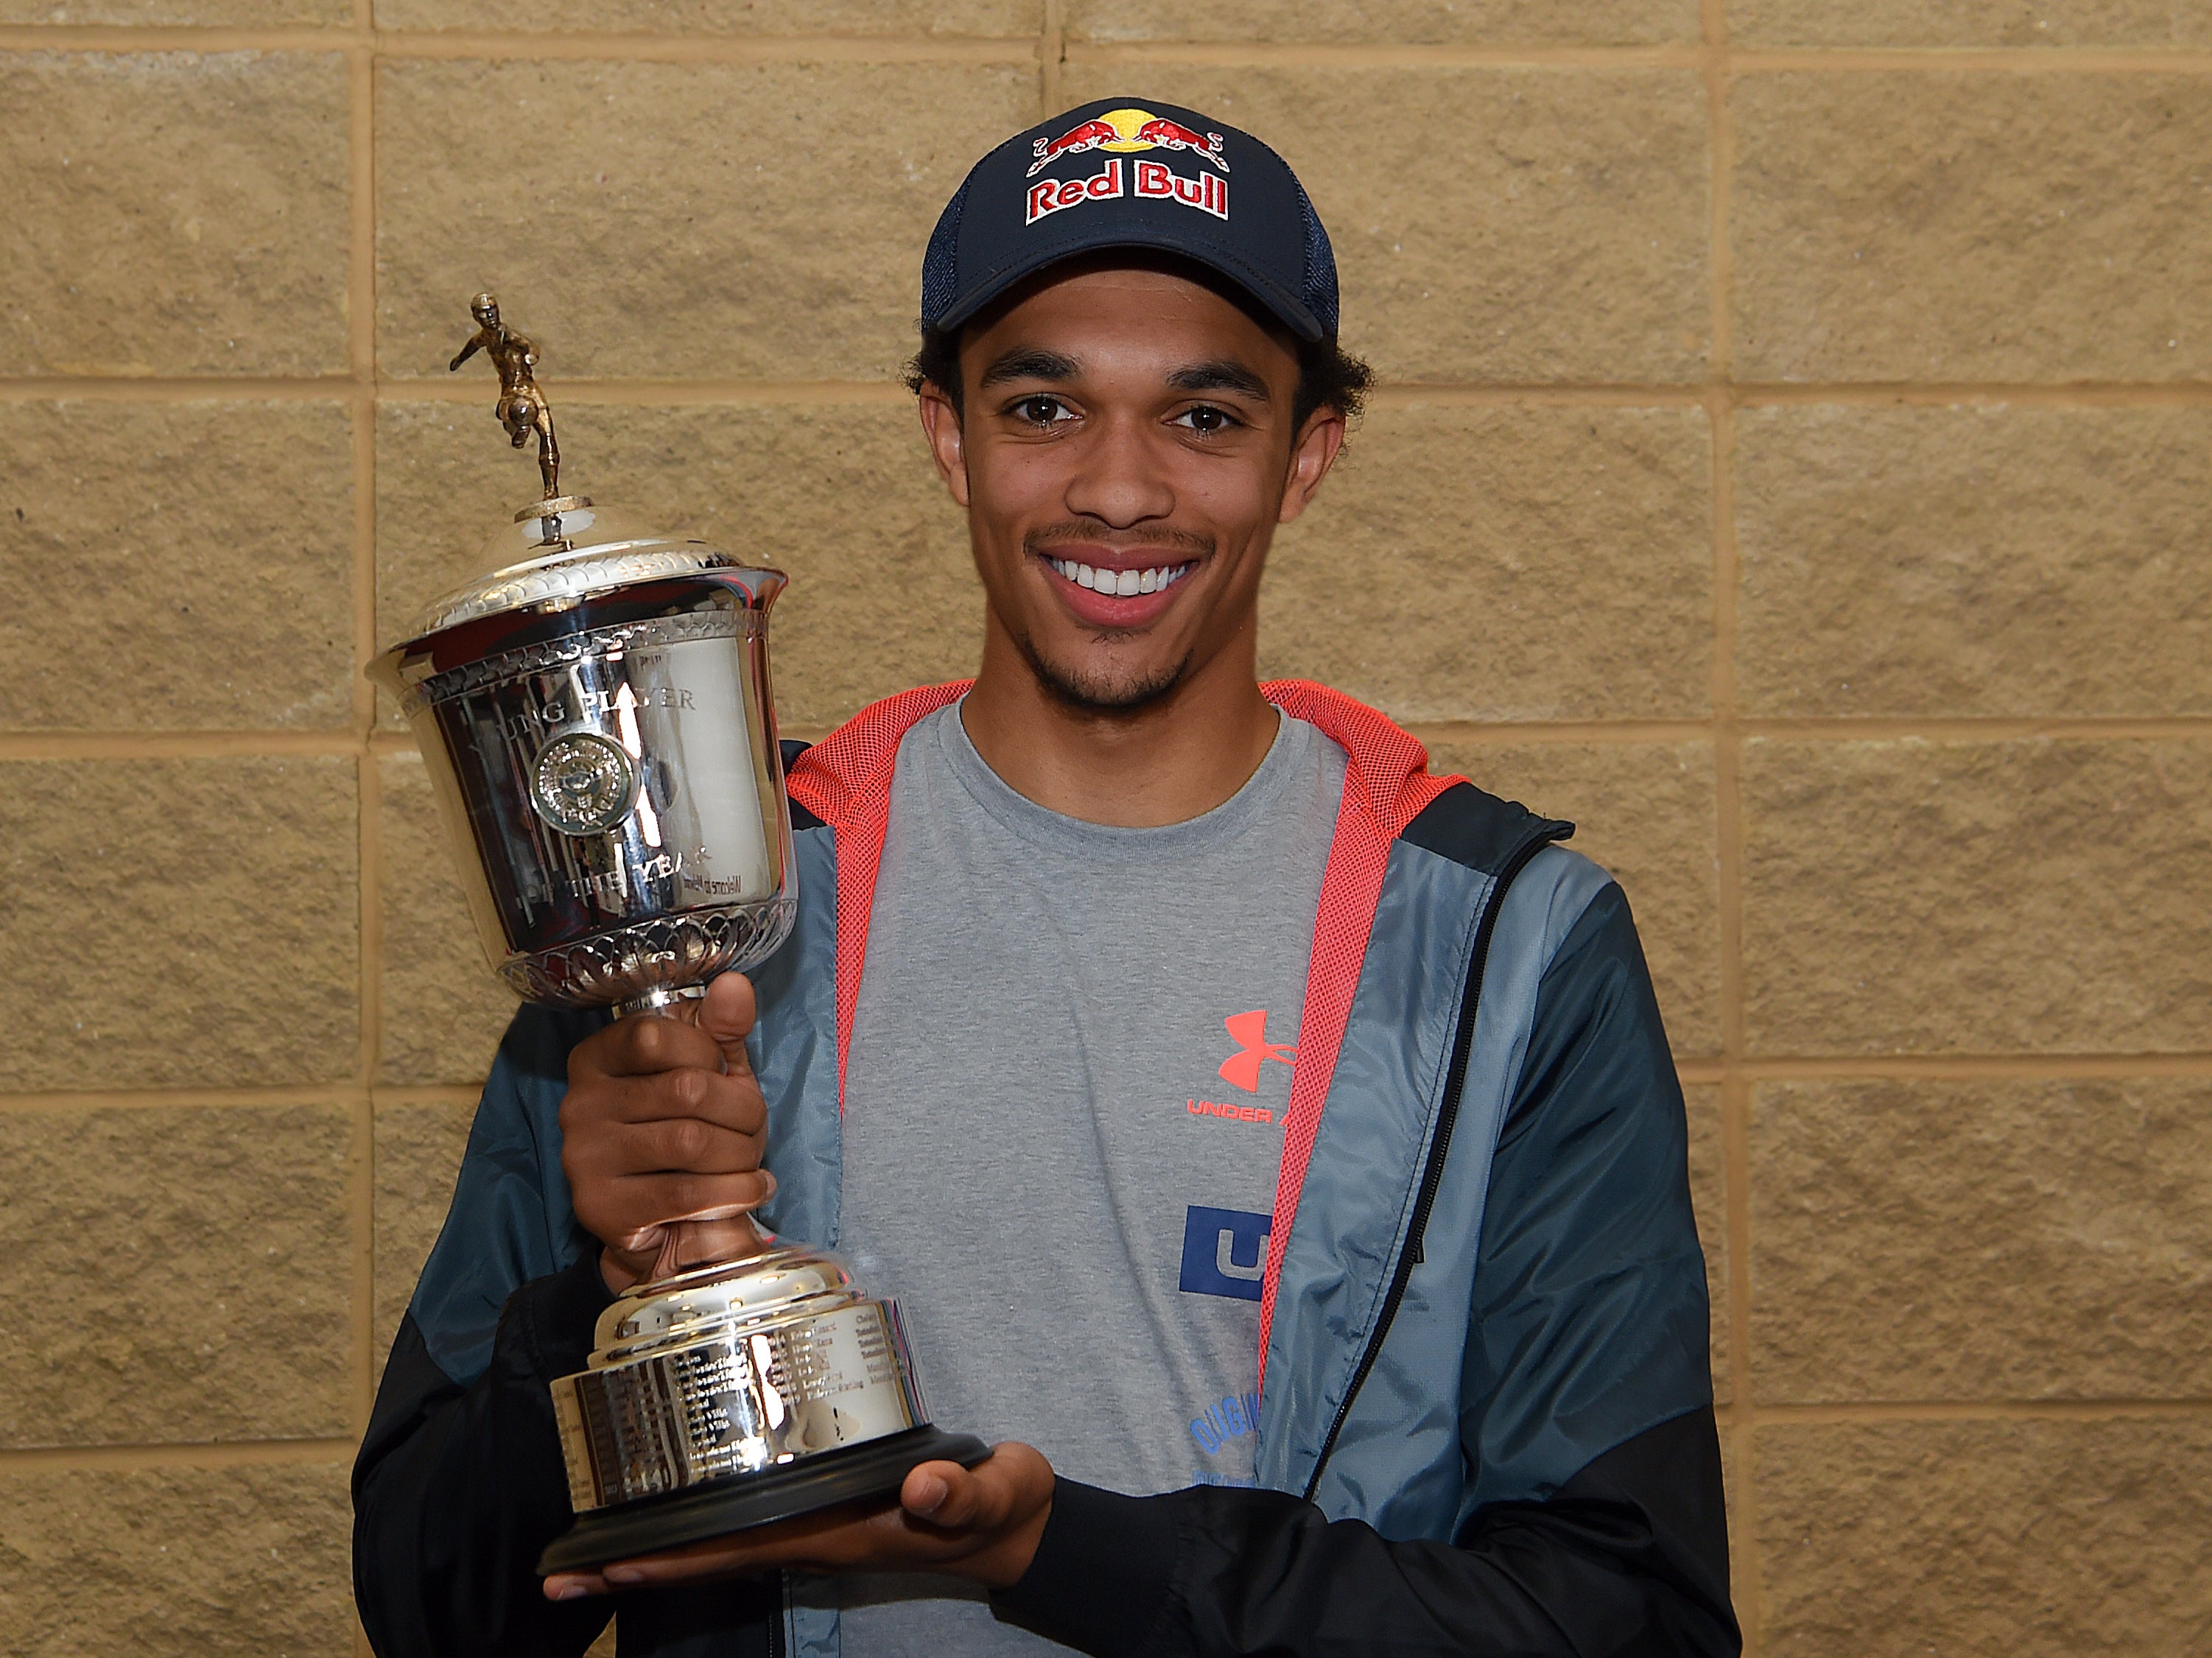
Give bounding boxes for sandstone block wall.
[2,5,2207,1653]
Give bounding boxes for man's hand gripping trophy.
[450,292,563,500]
[562,974,776,1295]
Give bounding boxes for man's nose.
[1062,415,1175,528]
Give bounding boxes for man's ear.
[1277,406,1347,526]
[917,382,971,508]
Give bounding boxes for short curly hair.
[905,324,1372,434]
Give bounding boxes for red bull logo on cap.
[1025,106,1231,227]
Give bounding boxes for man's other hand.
[541,1444,1056,1601]
[560,973,772,1293]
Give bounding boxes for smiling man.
[354,100,1738,1658]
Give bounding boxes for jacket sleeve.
[353,1262,615,1657]
[352,1004,618,1658]
[994,882,1738,1657]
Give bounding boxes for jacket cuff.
[509,1253,614,1385]
[993,1480,1180,1658]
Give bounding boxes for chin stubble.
[1012,626,1195,714]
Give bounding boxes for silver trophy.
[371,295,983,1574]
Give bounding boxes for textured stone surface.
[0,401,355,731]
[1068,0,1694,43]
[376,401,978,731]
[376,59,1033,382]
[376,0,1036,30]
[1733,74,2212,382]
[378,751,520,1086]
[1684,1083,1728,1404]
[374,1097,477,1368]
[1751,1078,2212,1403]
[0,1461,354,1657]
[1423,741,1720,1054]
[0,1104,351,1446]
[1261,405,1712,720]
[1757,1419,2212,1657]
[0,757,359,1090]
[0,52,350,377]
[1732,0,2212,47]
[1735,405,2212,718]
[1741,739,2212,1055]
[1059,66,1711,384]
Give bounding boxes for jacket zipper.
[1299,824,1568,1503]
[765,1571,786,1658]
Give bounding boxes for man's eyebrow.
[1165,359,1273,401]
[977,348,1081,388]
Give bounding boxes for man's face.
[918,262,1344,712]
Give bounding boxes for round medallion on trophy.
[530,730,640,836]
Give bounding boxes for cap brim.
[933,222,1325,344]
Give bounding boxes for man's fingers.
[901,1461,985,1528]
[698,973,759,1077]
[582,1067,765,1134]
[587,1011,727,1081]
[611,1113,763,1176]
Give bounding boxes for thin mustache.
[1023,522,1215,560]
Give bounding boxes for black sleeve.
[353,1257,617,1658]
[995,882,1737,1657]
[997,1408,1732,1658]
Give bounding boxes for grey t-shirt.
[828,702,1345,1657]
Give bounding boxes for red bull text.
[1026,156,1229,226]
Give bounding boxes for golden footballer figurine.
[450,292,563,501]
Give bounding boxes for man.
[355,99,1736,1657]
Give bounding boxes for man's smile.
[1031,546,1204,628]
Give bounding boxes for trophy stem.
[613,985,709,1020]
[641,1214,773,1285]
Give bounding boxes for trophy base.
[536,1425,991,1575]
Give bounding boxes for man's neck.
[958,625,1281,829]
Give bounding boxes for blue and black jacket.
[354,681,1737,1657]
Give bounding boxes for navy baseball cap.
[920,97,1341,344]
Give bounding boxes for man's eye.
[1172,405,1240,435]
[1013,395,1074,426]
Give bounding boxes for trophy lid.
[396,496,768,641]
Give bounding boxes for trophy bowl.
[370,496,800,1017]
[370,298,985,1574]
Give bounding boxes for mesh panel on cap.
[1296,182,1341,339]
[919,178,969,331]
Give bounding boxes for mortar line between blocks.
[1039,0,1065,116]
[348,34,382,1455]
[8,28,2212,71]
[1061,39,2212,73]
[349,24,377,1615]
[1699,2,1763,1645]
[0,1439,362,1472]
[0,1086,372,1112]
[0,25,1043,63]
[1749,1398,2212,1424]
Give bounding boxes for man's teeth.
[1048,559,1193,597]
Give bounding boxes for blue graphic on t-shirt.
[1179,1205,1270,1301]
[1190,1391,1262,1457]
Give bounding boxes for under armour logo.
[1218,1010,1296,1093]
